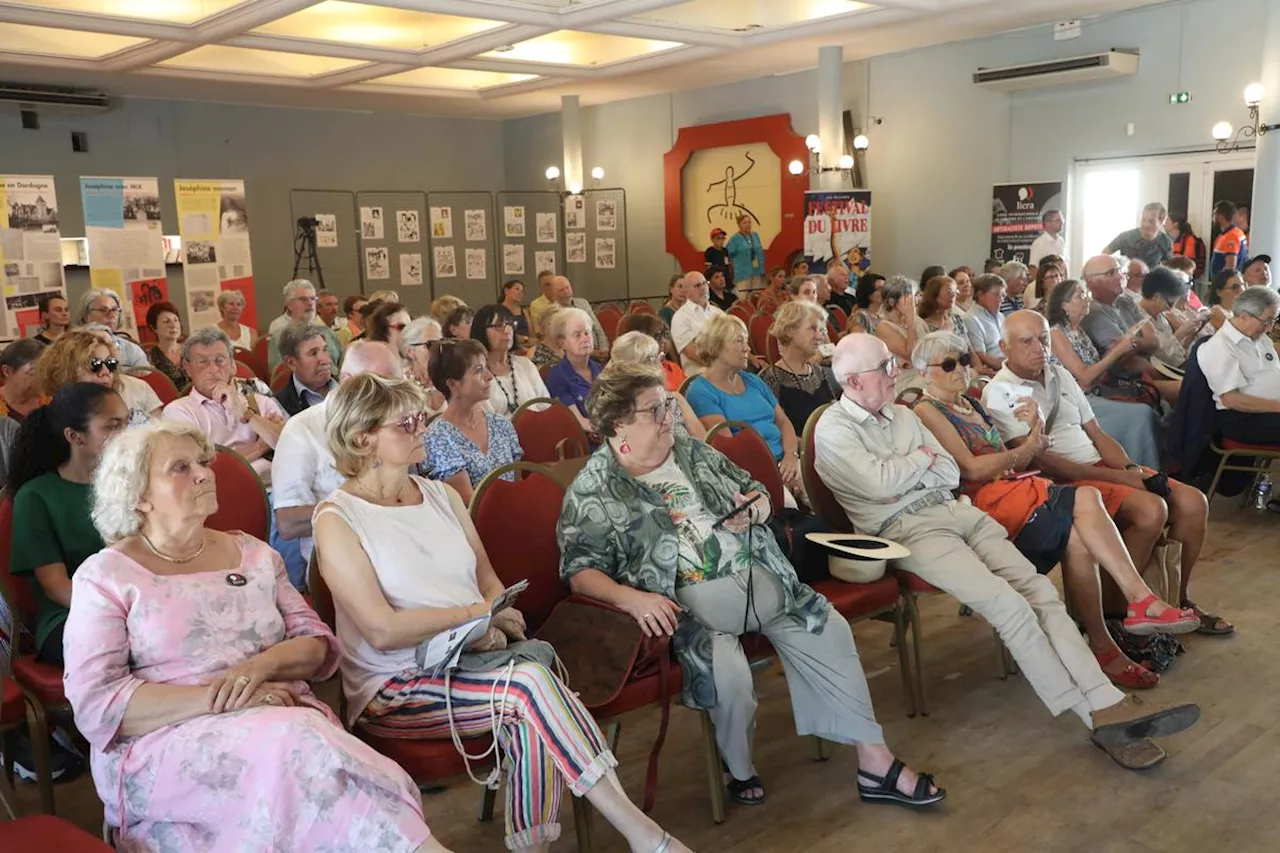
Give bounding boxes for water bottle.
[1254,474,1272,511]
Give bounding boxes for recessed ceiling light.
[494,44,514,52]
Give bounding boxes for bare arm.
[1220,390,1280,414]
[275,504,315,540]
[676,394,707,440]
[32,563,73,608]
[1082,418,1132,468]
[915,404,1034,481]
[876,321,912,361]
[1052,327,1131,392]
[442,471,475,506]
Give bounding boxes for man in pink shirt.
[162,327,287,486]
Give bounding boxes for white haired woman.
[313,373,690,853]
[77,288,148,368]
[544,306,602,432]
[62,420,449,852]
[685,313,802,500]
[759,301,841,435]
[402,316,447,415]
[875,275,928,395]
[610,330,705,440]
[910,332,1199,690]
[216,289,257,349]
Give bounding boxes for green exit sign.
[1169,91,1192,104]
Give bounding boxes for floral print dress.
[62,534,432,853]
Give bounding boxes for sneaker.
[1,730,86,783]
[1090,695,1201,746]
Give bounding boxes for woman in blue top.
[423,339,523,505]
[685,314,803,501]
[543,306,602,434]
[726,214,765,290]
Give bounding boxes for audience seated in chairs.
[658,273,686,328]
[814,332,1203,771]
[547,275,609,354]
[1080,255,1180,405]
[0,338,50,421]
[1129,266,1200,370]
[144,301,189,392]
[267,279,342,375]
[686,314,803,504]
[530,303,564,371]
[918,275,989,376]
[313,373,689,853]
[368,301,413,354]
[1045,279,1162,470]
[470,304,549,420]
[849,272,886,336]
[671,271,724,377]
[273,341,403,584]
[32,293,70,346]
[1206,269,1246,331]
[402,317,447,415]
[964,273,1007,372]
[758,301,841,436]
[216,288,258,350]
[273,322,337,417]
[40,329,161,426]
[874,276,929,395]
[62,419,448,852]
[544,307,604,433]
[557,361,944,810]
[1197,285,1280,448]
[912,331,1200,690]
[989,311,1228,636]
[75,288,147,369]
[618,311,686,392]
[610,331,705,440]
[423,340,524,505]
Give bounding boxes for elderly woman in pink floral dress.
[62,419,451,853]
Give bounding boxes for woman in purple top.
[543,306,603,432]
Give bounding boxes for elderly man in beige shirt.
[812,332,1201,771]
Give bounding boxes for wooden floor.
[7,496,1277,852]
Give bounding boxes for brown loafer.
[1092,735,1167,771]
[1091,695,1201,746]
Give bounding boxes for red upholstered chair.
[727,303,754,326]
[512,398,589,464]
[828,306,848,332]
[596,305,623,345]
[0,494,59,813]
[0,816,113,850]
[207,446,270,541]
[270,364,292,394]
[234,360,259,382]
[705,421,785,514]
[628,301,655,315]
[251,335,270,372]
[133,367,180,406]
[234,346,268,382]
[748,313,772,357]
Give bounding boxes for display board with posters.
[802,190,872,277]
[80,176,168,337]
[990,181,1063,265]
[0,175,65,338]
[175,179,256,331]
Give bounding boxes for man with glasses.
[816,332,1202,771]
[549,275,609,354]
[1198,285,1280,444]
[671,271,725,376]
[267,279,342,374]
[76,289,148,369]
[1080,254,1161,382]
[273,341,403,587]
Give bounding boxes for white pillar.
[561,94,584,194]
[817,46,845,191]
[1250,5,1280,275]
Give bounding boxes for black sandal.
[1181,600,1235,636]
[857,759,946,808]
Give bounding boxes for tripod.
[292,217,325,287]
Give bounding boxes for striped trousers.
[361,662,616,850]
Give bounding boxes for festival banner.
[0,175,65,338]
[174,179,255,331]
[990,181,1064,265]
[80,176,167,337]
[802,190,872,276]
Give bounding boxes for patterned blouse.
[148,345,189,392]
[423,411,523,488]
[530,343,560,370]
[1054,323,1101,366]
[758,362,840,436]
[850,308,882,335]
[557,435,829,710]
[927,310,970,342]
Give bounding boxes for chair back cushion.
[628,301,656,315]
[749,313,772,356]
[135,367,179,405]
[596,306,622,344]
[0,495,39,634]
[512,399,589,464]
[234,360,258,381]
[706,422,785,512]
[207,446,271,540]
[801,404,854,532]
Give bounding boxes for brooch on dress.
[226,573,247,587]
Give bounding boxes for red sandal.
[1095,647,1158,690]
[1123,594,1200,636]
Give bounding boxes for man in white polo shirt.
[671,270,723,376]
[1197,284,1280,444]
[272,340,403,572]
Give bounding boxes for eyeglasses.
[487,319,512,330]
[635,396,676,423]
[1088,267,1125,279]
[88,357,119,375]
[852,357,899,377]
[388,323,407,332]
[930,353,973,373]
[89,305,120,317]
[190,356,231,368]
[382,411,429,435]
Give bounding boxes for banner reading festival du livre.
[80,176,168,338]
[803,190,872,276]
[174,179,256,331]
[990,181,1063,265]
[0,175,65,338]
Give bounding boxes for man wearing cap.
[1242,254,1272,288]
[705,228,731,274]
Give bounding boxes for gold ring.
[235,676,250,686]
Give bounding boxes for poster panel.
[802,190,872,276]
[0,175,65,338]
[174,179,255,331]
[990,181,1063,265]
[80,177,167,337]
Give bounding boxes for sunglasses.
[382,410,429,435]
[388,323,407,332]
[88,357,119,374]
[930,353,973,373]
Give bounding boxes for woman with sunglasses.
[469,304,549,419]
[423,339,523,505]
[367,301,412,358]
[38,329,161,426]
[912,332,1192,689]
[81,324,165,424]
[402,317,447,415]
[1207,269,1245,331]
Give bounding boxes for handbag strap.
[641,636,672,813]
[1042,369,1062,435]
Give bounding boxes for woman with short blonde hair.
[429,295,466,326]
[760,302,841,435]
[530,304,563,369]
[215,288,256,349]
[610,331,705,439]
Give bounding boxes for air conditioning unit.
[973,50,1138,92]
[0,82,111,113]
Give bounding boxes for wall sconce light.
[788,160,805,175]
[1210,83,1278,153]
[545,166,560,181]
[545,164,602,195]
[590,166,605,181]
[795,132,866,180]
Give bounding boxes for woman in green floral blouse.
[556,361,944,810]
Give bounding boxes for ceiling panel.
[364,66,537,90]
[252,2,503,51]
[481,30,683,67]
[157,45,368,77]
[2,0,245,25]
[632,0,873,30]
[0,23,145,58]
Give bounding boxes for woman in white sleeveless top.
[313,374,689,853]
[216,289,257,350]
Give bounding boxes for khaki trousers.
[882,501,1125,725]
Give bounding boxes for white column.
[561,94,584,194]
[817,46,845,191]
[1250,5,1280,275]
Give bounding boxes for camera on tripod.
[297,216,319,232]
